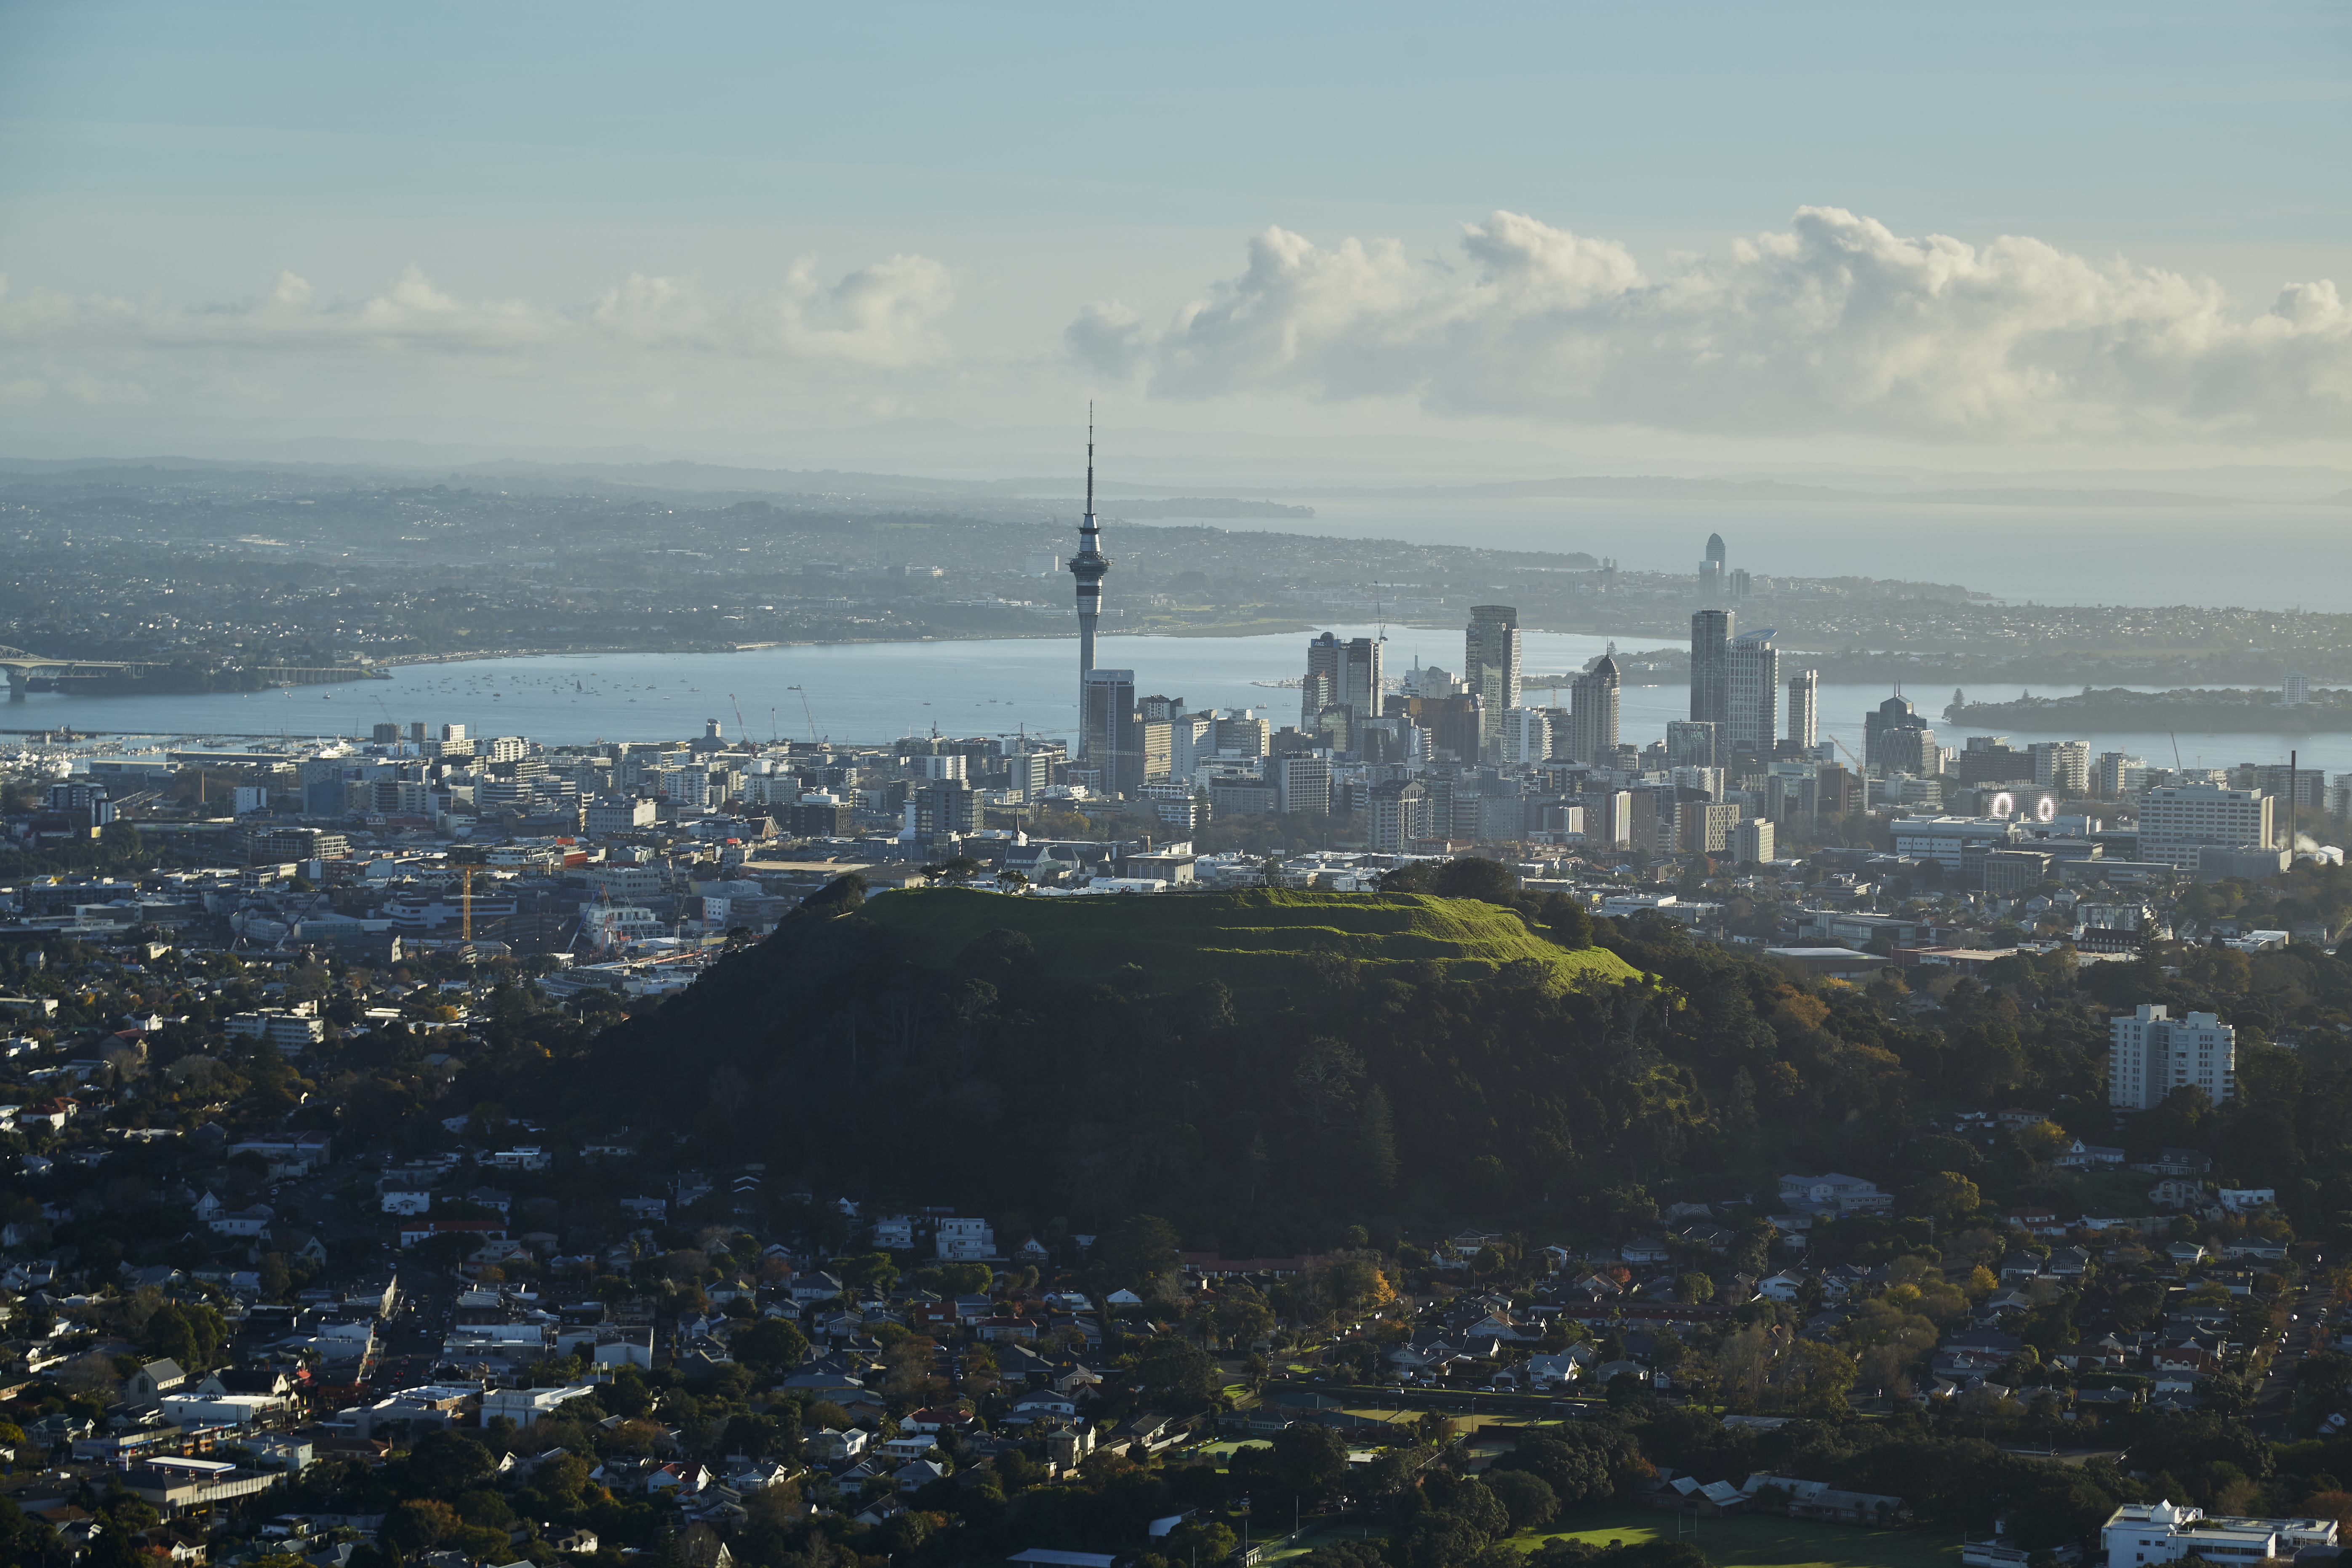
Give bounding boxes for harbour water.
[13,627,2346,781]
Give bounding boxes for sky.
[1,1,2347,480]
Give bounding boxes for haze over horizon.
[3,1,2348,490]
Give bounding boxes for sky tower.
[1068,409,1111,756]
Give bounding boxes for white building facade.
[2137,784,2273,871]
[2109,1004,2236,1112]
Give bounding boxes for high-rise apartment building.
[2285,669,2309,707]
[1465,605,1520,758]
[2138,783,2274,870]
[1733,817,1775,864]
[1080,668,1138,796]
[1502,706,1551,764]
[1269,755,1333,816]
[2096,752,2148,797]
[1367,778,1432,851]
[1303,632,1382,738]
[1786,669,1819,750]
[1726,629,1779,755]
[2109,1003,2235,1110]
[1563,654,1621,764]
[1689,610,1733,728]
[2031,740,2091,795]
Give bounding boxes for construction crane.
[729,692,748,743]
[1827,733,1865,772]
[460,864,475,944]
[787,685,818,743]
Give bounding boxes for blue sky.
[1,1,2346,474]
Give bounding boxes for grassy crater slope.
[863,886,1640,993]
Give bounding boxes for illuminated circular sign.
[1989,791,2059,823]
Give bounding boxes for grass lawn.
[1525,1507,1960,1568]
[864,887,1640,994]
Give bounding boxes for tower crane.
[787,685,819,743]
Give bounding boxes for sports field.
[1526,1507,1961,1567]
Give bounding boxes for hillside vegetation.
[480,861,2352,1262]
[861,887,1640,994]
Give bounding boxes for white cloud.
[1070,207,2352,441]
[0,256,958,368]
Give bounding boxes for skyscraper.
[1341,635,1382,725]
[1465,605,1520,759]
[1698,533,1727,599]
[1080,668,1138,795]
[1786,669,1819,750]
[1067,413,1111,757]
[1304,631,1381,736]
[1665,720,1720,770]
[1727,629,1779,755]
[1864,694,1929,776]
[1304,632,1340,731]
[1564,653,1621,764]
[1689,609,1733,728]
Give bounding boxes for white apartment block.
[2031,740,2090,794]
[2109,1004,2235,1112]
[2136,783,2272,871]
[2097,752,2149,797]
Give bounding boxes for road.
[267,1157,465,1393]
[2251,1282,2333,1437]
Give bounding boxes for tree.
[382,1499,460,1552]
[1269,1422,1349,1502]
[832,1251,900,1292]
[1355,1084,1399,1195]
[1915,1171,1983,1221]
[730,1317,811,1372]
[1093,1213,1180,1293]
[403,1429,495,1494]
[1431,856,1519,904]
[2016,1120,2070,1163]
[1134,1338,1220,1411]
[1486,1468,1560,1531]
[1290,1037,1364,1138]
[1547,897,1596,949]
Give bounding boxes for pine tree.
[1355,1085,1398,1195]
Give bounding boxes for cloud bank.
[0,255,957,370]
[1068,207,2352,441]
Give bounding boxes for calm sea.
[17,626,2347,782]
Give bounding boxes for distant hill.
[862,887,1639,995]
[546,880,1695,1247]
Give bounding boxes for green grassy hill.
[862,886,1640,994]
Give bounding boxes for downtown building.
[1465,605,1520,760]
[2137,782,2274,871]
